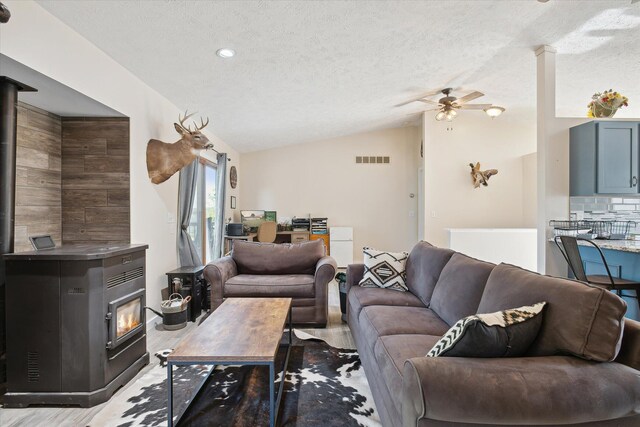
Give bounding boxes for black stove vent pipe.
[0,76,36,387]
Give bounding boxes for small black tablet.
[29,235,56,250]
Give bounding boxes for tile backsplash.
[570,196,640,233]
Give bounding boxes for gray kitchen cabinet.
[570,121,639,196]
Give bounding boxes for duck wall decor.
[469,162,498,188]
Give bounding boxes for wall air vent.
[106,266,144,288]
[355,156,390,164]
[68,287,85,294]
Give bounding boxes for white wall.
[422,113,537,248]
[0,1,241,311]
[522,152,537,227]
[447,228,537,272]
[241,126,421,262]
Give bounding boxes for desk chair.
[554,236,640,310]
[257,221,277,243]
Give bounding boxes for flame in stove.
[117,311,141,337]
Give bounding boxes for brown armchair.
[203,239,336,327]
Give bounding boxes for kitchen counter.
[550,237,640,254]
[578,239,640,253]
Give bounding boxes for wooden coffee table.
[167,297,293,427]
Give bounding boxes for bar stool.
[554,236,640,310]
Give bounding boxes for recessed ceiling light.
[216,48,235,59]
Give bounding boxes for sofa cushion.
[359,247,409,291]
[402,355,640,425]
[405,241,455,307]
[348,285,424,321]
[231,240,324,275]
[374,334,441,418]
[359,306,450,352]
[427,302,546,358]
[429,253,495,325]
[225,274,315,298]
[478,263,627,362]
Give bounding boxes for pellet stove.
[2,244,149,407]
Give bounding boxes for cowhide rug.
[88,330,380,427]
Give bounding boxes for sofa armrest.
[402,355,640,426]
[203,256,238,310]
[345,263,365,294]
[616,318,640,371]
[315,256,337,291]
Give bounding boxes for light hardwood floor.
[0,279,353,427]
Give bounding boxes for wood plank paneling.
[61,172,129,189]
[62,190,108,208]
[15,206,61,225]
[16,145,50,169]
[14,103,62,251]
[107,189,129,206]
[63,224,129,242]
[83,156,129,173]
[14,105,131,249]
[61,117,130,244]
[85,207,130,225]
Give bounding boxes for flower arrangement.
[587,89,629,118]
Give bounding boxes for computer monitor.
[240,210,266,232]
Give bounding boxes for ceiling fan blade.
[456,91,484,104]
[459,104,493,110]
[405,108,439,116]
[395,88,447,107]
[417,98,439,105]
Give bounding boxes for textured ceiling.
[35,0,640,152]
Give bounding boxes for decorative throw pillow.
[426,302,547,358]
[359,247,409,291]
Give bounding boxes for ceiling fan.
[396,87,505,121]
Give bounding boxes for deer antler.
[178,110,197,133]
[192,117,209,132]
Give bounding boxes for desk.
[224,231,311,254]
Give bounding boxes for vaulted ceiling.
[37,0,640,152]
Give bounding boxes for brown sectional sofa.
[204,239,336,326]
[346,241,640,427]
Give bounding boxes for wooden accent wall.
[61,117,130,244]
[14,103,62,252]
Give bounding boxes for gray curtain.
[177,159,203,267]
[213,153,228,259]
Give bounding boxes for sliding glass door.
[187,159,217,263]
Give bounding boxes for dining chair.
[554,236,640,309]
[257,221,277,243]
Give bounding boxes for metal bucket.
[147,293,190,331]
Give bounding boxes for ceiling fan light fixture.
[484,106,505,118]
[216,48,236,58]
[445,111,456,121]
[435,111,446,121]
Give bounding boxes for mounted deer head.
[0,2,10,24]
[146,111,214,184]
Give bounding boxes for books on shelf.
[292,217,310,231]
[311,217,328,235]
[290,217,328,234]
